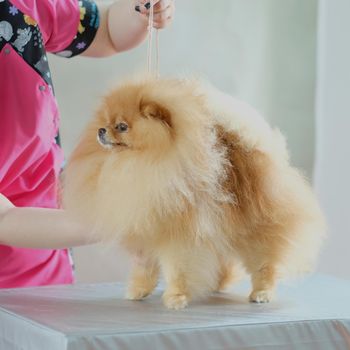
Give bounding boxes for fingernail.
[144,2,150,9]
[135,5,141,12]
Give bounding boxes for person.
[0,0,175,288]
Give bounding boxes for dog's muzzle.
[97,128,127,148]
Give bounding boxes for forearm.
[0,207,98,249]
[108,0,149,52]
[83,0,148,57]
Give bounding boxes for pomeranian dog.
[63,77,325,309]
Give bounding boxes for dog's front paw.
[126,286,151,300]
[249,290,272,303]
[162,292,189,310]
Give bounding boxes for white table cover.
[0,274,349,350]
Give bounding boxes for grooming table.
[0,274,349,350]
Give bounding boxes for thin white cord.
[155,30,159,78]
[147,0,153,73]
[147,0,159,77]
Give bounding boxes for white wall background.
[49,0,320,283]
[314,0,350,280]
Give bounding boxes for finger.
[153,0,172,13]
[135,0,152,14]
[152,6,173,25]
[136,0,172,14]
[153,1,174,23]
[139,0,160,4]
[153,16,173,29]
[137,0,161,12]
[153,11,174,29]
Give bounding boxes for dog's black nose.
[98,128,107,136]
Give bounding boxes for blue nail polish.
[135,5,141,12]
[144,2,151,9]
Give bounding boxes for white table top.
[0,274,349,350]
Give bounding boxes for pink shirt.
[0,0,99,288]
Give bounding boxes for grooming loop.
[147,0,160,77]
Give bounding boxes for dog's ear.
[140,101,172,128]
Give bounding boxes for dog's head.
[90,78,210,159]
[95,82,178,155]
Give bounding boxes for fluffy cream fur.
[63,77,325,309]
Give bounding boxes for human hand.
[135,0,175,29]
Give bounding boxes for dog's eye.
[116,122,128,133]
